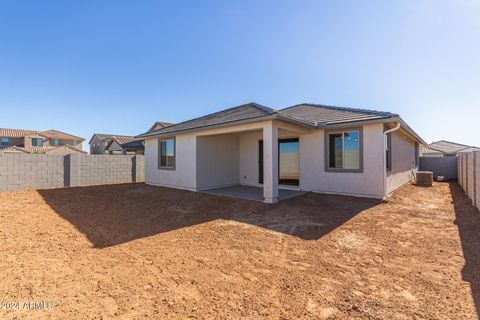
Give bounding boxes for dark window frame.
[32,138,44,147]
[386,133,392,172]
[324,127,364,173]
[158,137,176,170]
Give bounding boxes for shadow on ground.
[37,183,380,248]
[450,182,480,319]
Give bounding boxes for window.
[32,138,43,147]
[72,140,78,146]
[327,129,361,171]
[1,137,8,147]
[158,138,175,169]
[386,133,392,171]
[53,139,59,146]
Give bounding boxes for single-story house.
[105,136,145,155]
[421,140,480,157]
[136,103,426,203]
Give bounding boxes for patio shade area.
[202,185,305,202]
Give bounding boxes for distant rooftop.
[0,128,84,141]
[427,140,480,155]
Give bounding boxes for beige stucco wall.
[196,134,239,190]
[23,134,45,147]
[386,129,418,194]
[143,120,418,199]
[300,123,385,198]
[107,140,123,154]
[144,134,197,191]
[238,131,261,186]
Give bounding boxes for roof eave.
[318,116,426,145]
[136,114,316,139]
[317,116,395,129]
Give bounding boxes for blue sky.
[0,0,479,150]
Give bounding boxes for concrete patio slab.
[202,185,305,202]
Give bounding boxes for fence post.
[458,155,465,190]
[465,154,469,195]
[64,154,81,187]
[459,154,463,189]
[474,152,477,208]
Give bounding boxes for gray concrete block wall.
[0,154,65,192]
[0,154,144,192]
[475,151,479,211]
[76,155,140,186]
[458,152,479,211]
[467,153,474,201]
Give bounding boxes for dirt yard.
[0,182,478,319]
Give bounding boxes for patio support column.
[263,121,279,203]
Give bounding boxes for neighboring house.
[0,128,85,154]
[90,122,173,155]
[89,134,143,155]
[137,102,426,203]
[105,136,145,155]
[89,134,115,154]
[421,140,480,157]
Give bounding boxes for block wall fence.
[458,151,480,212]
[0,154,144,192]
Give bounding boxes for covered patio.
[195,119,312,203]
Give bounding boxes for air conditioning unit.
[416,171,433,187]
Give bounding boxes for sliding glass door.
[279,138,299,185]
[258,138,300,186]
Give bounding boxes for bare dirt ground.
[0,182,478,319]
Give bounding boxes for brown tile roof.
[46,145,87,154]
[90,134,138,145]
[104,135,143,150]
[0,128,84,141]
[0,145,86,154]
[0,128,37,138]
[38,129,84,141]
[112,136,136,145]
